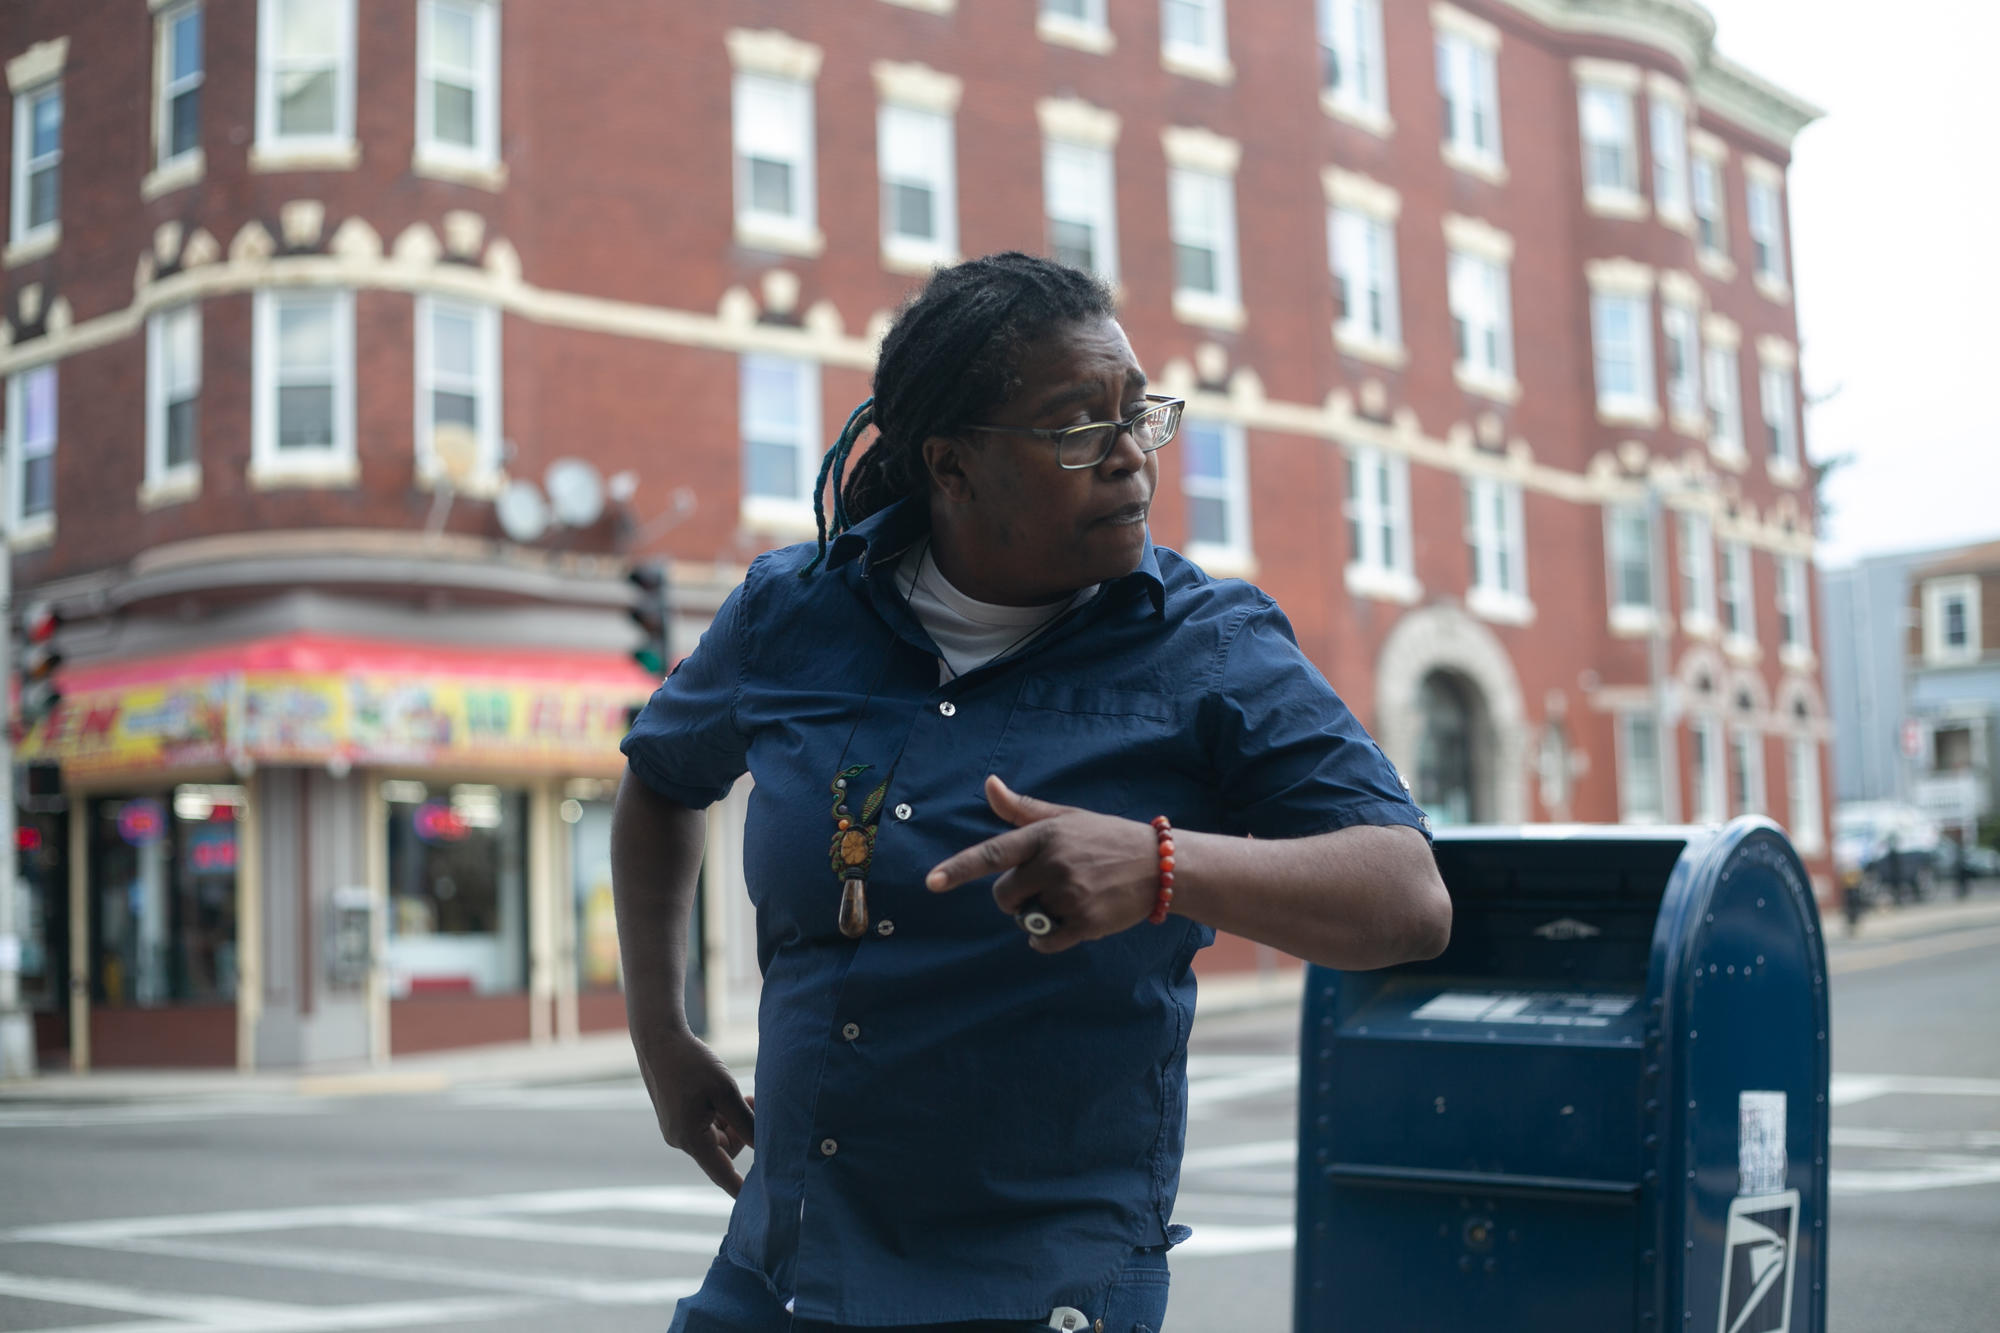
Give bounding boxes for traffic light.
[627,563,670,677]
[13,601,61,739]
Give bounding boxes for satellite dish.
[496,479,550,543]
[607,470,640,504]
[431,423,480,489]
[545,458,606,528]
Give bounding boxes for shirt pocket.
[986,678,1183,819]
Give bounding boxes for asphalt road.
[0,921,1994,1333]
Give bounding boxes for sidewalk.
[0,965,1307,1106]
[1822,879,2000,950]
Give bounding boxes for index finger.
[685,1121,746,1197]
[925,823,1049,893]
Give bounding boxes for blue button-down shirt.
[621,497,1427,1325]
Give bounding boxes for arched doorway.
[1416,671,1481,825]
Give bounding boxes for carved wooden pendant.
[838,876,869,938]
[828,764,890,939]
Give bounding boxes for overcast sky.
[1696,0,2000,567]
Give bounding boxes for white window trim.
[1617,710,1666,824]
[1729,725,1766,817]
[1776,553,1814,669]
[153,1,204,183]
[1720,539,1757,657]
[1758,345,1801,483]
[1576,81,1643,218]
[1647,79,1692,231]
[1787,738,1823,853]
[1167,163,1243,329]
[415,296,503,494]
[1447,247,1516,402]
[1703,336,1743,463]
[1043,136,1120,285]
[253,0,358,167]
[1923,575,1981,666]
[8,81,61,258]
[1744,160,1789,300]
[1661,299,1703,436]
[1182,418,1254,574]
[144,303,203,503]
[1678,510,1716,636]
[876,97,960,273]
[1690,134,1731,273]
[1343,446,1418,603]
[1465,475,1530,623]
[728,33,824,256]
[1434,13,1505,182]
[4,363,56,543]
[1589,286,1658,427]
[1327,183,1403,366]
[738,354,822,534]
[1605,503,1657,635]
[1318,0,1392,136]
[415,0,502,180]
[1690,714,1727,823]
[250,287,358,487]
[1160,0,1234,84]
[1038,0,1114,54]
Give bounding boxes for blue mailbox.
[1295,818,1829,1332]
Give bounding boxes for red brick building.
[0,0,1826,1068]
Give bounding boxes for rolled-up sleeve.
[1206,598,1430,842]
[619,560,761,809]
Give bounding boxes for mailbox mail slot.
[1295,818,1829,1332]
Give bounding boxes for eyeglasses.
[962,394,1185,470]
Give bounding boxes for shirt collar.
[826,496,1166,614]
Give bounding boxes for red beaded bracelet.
[1148,815,1176,924]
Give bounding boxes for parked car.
[1833,803,1942,904]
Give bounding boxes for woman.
[614,253,1449,1332]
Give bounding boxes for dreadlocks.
[803,252,1115,573]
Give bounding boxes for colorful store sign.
[18,633,659,778]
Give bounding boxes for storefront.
[18,632,659,1069]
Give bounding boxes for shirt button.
[820,1138,838,1157]
[938,700,956,717]
[893,802,912,821]
[841,1022,860,1041]
[875,919,895,937]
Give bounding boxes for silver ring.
[1016,905,1056,937]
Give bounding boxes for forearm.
[1169,823,1449,971]
[610,766,708,1039]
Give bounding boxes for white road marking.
[0,1271,526,1330]
[1171,1224,1296,1257]
[1829,1073,2000,1107]
[1180,1138,1295,1171]
[1831,1160,2000,1195]
[0,1101,326,1131]
[377,1212,727,1253]
[1831,1126,2000,1150]
[1187,1062,1297,1115]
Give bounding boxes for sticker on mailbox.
[1410,990,1638,1026]
[1716,1189,1798,1333]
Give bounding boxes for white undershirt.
[896,544,1098,681]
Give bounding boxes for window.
[417,298,501,486]
[384,781,529,996]
[1169,167,1240,315]
[256,0,356,154]
[417,0,499,169]
[1747,173,1786,288]
[252,289,356,479]
[1330,207,1400,352]
[1922,576,1980,665]
[5,364,56,528]
[1678,510,1715,630]
[740,355,820,510]
[1042,0,1108,36]
[1935,726,1974,772]
[1606,504,1655,621]
[1776,554,1810,655]
[1044,140,1118,281]
[1693,153,1727,258]
[1435,25,1501,171]
[1162,0,1228,74]
[1448,250,1513,387]
[1590,291,1654,418]
[1728,725,1764,816]
[1788,739,1822,852]
[733,73,816,247]
[1662,300,1701,427]
[89,789,244,1008]
[1720,540,1755,645]
[157,3,204,169]
[1464,476,1527,612]
[1181,418,1250,565]
[1578,84,1636,204]
[1344,446,1412,593]
[1760,363,1798,468]
[146,305,203,489]
[1705,343,1742,455]
[1318,0,1387,126]
[1619,712,1665,823]
[10,82,61,247]
[1690,716,1726,822]
[1650,94,1689,219]
[879,103,956,266]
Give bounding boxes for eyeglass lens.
[1057,400,1182,468]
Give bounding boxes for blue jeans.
[666,1248,1172,1333]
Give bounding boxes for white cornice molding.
[1742,154,1785,186]
[725,28,823,82]
[1037,96,1121,148]
[1693,53,1824,148]
[1161,126,1242,176]
[871,60,962,113]
[1585,257,1656,295]
[1658,268,1702,308]
[6,36,68,91]
[1688,126,1728,160]
[1433,2,1502,49]
[1572,57,1642,91]
[1443,213,1514,263]
[1701,311,1740,347]
[1322,167,1401,219]
[1756,334,1797,369]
